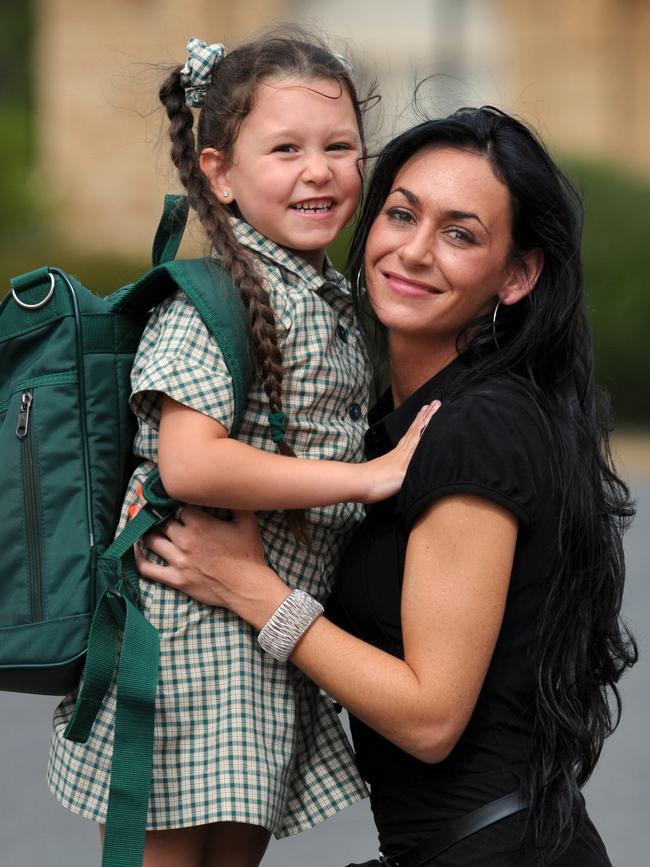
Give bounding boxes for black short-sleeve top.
[328,357,562,855]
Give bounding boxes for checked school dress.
[48,219,371,836]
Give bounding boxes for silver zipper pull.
[16,390,33,439]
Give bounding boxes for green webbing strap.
[63,588,123,742]
[64,581,159,867]
[101,589,159,867]
[64,507,162,739]
[9,266,51,294]
[65,504,165,867]
[103,504,165,563]
[151,194,189,267]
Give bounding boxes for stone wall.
[34,0,290,255]
[500,0,650,176]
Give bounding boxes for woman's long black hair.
[348,107,637,862]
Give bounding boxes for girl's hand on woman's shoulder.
[135,507,290,628]
[359,400,441,503]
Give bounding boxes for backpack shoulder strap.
[162,258,251,435]
[151,194,189,268]
[111,257,251,436]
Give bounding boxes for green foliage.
[0,1,33,107]
[0,2,37,235]
[327,223,355,272]
[0,105,40,236]
[565,160,650,425]
[1,246,148,300]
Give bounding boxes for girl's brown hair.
[159,30,372,545]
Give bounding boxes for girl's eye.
[327,142,353,151]
[386,207,415,224]
[272,144,298,153]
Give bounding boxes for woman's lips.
[383,271,442,297]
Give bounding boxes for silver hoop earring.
[356,267,365,291]
[492,300,502,351]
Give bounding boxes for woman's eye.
[386,207,415,224]
[447,227,475,244]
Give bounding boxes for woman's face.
[364,146,515,349]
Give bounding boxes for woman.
[136,107,637,865]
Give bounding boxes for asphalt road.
[2,485,648,866]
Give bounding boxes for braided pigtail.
[159,67,311,546]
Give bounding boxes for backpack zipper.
[16,389,44,623]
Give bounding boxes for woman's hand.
[135,507,290,629]
[359,399,441,503]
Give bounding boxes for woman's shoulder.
[398,373,549,531]
[442,372,550,447]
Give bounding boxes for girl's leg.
[99,824,209,867]
[202,822,272,867]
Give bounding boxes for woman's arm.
[137,494,516,762]
[157,395,439,510]
[293,495,516,760]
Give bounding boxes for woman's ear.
[500,249,544,306]
[199,147,233,205]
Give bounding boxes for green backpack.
[0,195,251,866]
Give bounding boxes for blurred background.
[2,0,650,424]
[1,1,649,864]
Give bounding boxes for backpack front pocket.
[0,374,89,629]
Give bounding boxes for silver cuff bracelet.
[257,589,324,662]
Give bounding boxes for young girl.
[48,32,436,867]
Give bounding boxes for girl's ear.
[199,147,233,205]
[500,248,544,306]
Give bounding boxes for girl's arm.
[157,395,439,510]
[136,495,516,762]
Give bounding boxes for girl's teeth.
[293,202,333,213]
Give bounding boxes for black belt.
[386,790,528,867]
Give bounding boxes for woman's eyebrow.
[390,186,419,204]
[448,210,488,231]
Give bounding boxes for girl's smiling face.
[364,146,526,352]
[201,76,363,270]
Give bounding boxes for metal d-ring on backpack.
[0,195,251,867]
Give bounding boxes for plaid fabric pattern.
[48,219,372,836]
[180,37,225,107]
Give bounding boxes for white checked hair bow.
[180,37,225,107]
